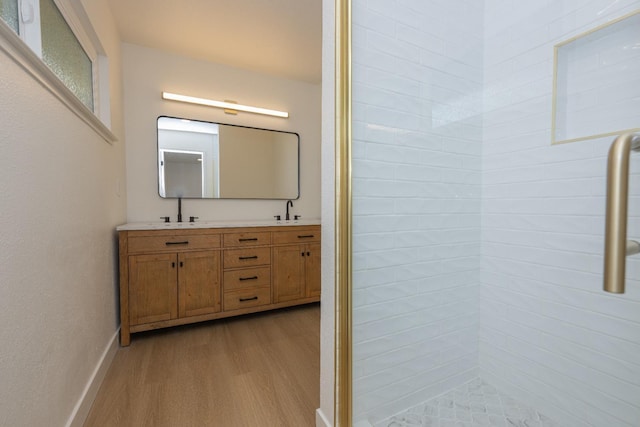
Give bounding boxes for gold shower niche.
[552,10,640,145]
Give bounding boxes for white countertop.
[117,219,321,231]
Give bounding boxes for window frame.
[0,0,115,142]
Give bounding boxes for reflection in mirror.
[159,150,208,198]
[157,116,299,199]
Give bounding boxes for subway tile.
[394,260,444,281]
[358,339,440,377]
[352,6,396,37]
[353,231,397,252]
[352,1,640,424]
[353,320,445,361]
[353,268,396,289]
[479,348,632,427]
[504,305,640,367]
[394,164,442,182]
[354,350,442,393]
[360,0,399,21]
[361,66,422,97]
[363,280,419,306]
[482,345,640,426]
[540,332,640,387]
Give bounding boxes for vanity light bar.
[161,92,289,118]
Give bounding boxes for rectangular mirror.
[158,116,300,199]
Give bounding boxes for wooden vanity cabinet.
[128,253,178,325]
[178,250,222,318]
[128,250,221,326]
[305,243,321,297]
[272,228,321,303]
[222,231,272,312]
[120,229,222,345]
[119,224,320,346]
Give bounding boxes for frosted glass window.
[553,11,640,144]
[0,0,19,32]
[40,0,93,111]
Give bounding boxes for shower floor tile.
[375,378,559,427]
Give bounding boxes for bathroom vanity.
[117,221,320,346]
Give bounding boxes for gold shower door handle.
[603,133,640,293]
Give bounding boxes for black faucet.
[177,198,183,223]
[286,200,293,221]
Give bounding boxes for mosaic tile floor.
[375,378,560,427]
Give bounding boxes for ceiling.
[107,0,322,83]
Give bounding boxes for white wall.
[480,2,640,426]
[318,0,335,424]
[316,0,337,427]
[0,0,126,425]
[350,0,484,422]
[122,43,321,223]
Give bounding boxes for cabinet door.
[305,243,321,297]
[272,245,306,303]
[178,250,221,318]
[128,253,178,325]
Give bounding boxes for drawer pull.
[239,255,258,260]
[239,238,258,242]
[239,276,259,281]
[165,241,189,246]
[298,235,315,239]
[239,296,258,302]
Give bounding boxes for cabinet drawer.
[224,266,271,291]
[128,234,221,253]
[224,247,271,269]
[223,286,271,311]
[272,228,320,245]
[223,232,270,247]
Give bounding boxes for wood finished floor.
[84,303,320,427]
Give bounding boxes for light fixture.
[162,92,289,118]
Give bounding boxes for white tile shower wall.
[555,11,640,142]
[351,0,484,423]
[481,1,640,426]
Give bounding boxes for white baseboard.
[65,328,120,427]
[316,408,332,427]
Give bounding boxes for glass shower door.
[349,1,640,426]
